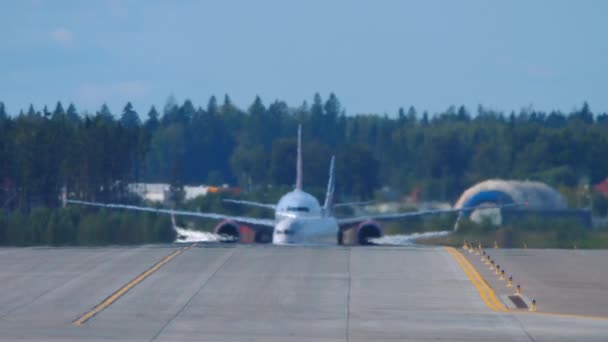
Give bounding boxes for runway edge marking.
[445,247,508,313]
[73,244,196,326]
[446,247,608,321]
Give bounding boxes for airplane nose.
[273,219,301,244]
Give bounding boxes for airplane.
[67,126,522,245]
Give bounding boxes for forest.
[1,94,608,245]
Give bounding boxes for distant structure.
[128,183,171,203]
[596,178,608,198]
[454,180,566,211]
[454,179,590,226]
[127,183,240,203]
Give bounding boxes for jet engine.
[213,220,240,242]
[213,221,273,243]
[339,221,383,245]
[356,221,383,245]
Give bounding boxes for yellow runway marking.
[73,244,195,326]
[447,247,608,321]
[445,247,508,312]
[514,310,608,321]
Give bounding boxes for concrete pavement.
[0,245,606,341]
[463,247,608,317]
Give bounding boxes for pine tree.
[27,104,36,117]
[0,101,6,119]
[398,107,406,123]
[164,95,178,116]
[145,106,160,132]
[324,93,340,119]
[120,102,141,127]
[66,103,79,121]
[52,101,65,118]
[223,94,233,107]
[421,111,429,125]
[323,93,341,144]
[99,103,113,119]
[311,93,323,117]
[220,94,240,117]
[248,96,265,116]
[574,102,594,124]
[42,105,50,118]
[407,106,417,122]
[207,96,219,116]
[180,99,196,122]
[457,105,470,121]
[310,93,324,139]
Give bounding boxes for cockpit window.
[286,206,310,212]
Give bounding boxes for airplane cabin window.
[286,206,310,212]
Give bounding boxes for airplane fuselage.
[272,189,339,244]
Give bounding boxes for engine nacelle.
[213,220,240,243]
[355,221,383,245]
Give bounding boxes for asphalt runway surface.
[0,245,607,341]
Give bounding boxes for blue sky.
[1,0,607,116]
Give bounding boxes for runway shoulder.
[462,248,608,318]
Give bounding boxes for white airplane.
[68,126,520,245]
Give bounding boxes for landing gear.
[255,230,273,244]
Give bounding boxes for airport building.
[454,179,591,226]
[127,183,240,203]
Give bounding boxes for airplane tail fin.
[323,155,336,215]
[295,125,303,190]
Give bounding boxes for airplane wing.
[67,199,275,227]
[336,202,525,226]
[333,200,375,208]
[222,199,276,210]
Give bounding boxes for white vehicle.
[68,126,518,245]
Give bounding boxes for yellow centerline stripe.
[73,244,195,326]
[446,247,508,312]
[450,247,503,312]
[447,247,498,311]
[454,247,507,312]
[458,251,506,311]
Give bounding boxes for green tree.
[0,102,7,119]
[120,102,141,127]
[99,103,113,119]
[207,96,219,116]
[336,144,379,199]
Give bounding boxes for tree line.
[1,95,608,245]
[0,207,175,246]
[2,95,608,205]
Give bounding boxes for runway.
[463,248,608,317]
[0,245,606,341]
